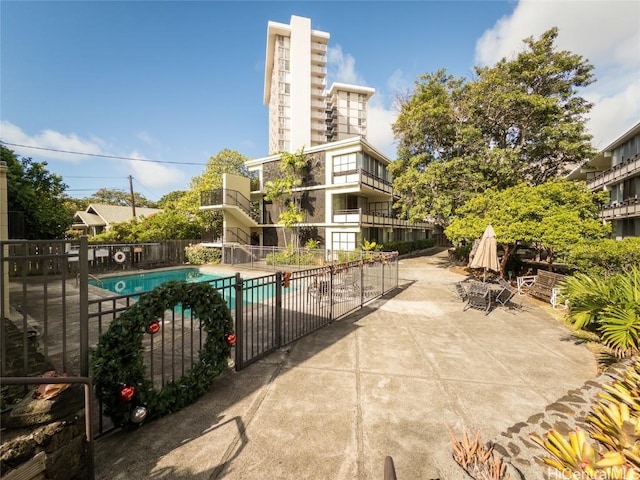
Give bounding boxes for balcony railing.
[332,168,394,195]
[600,196,640,220]
[588,153,640,190]
[332,208,432,228]
[201,188,260,223]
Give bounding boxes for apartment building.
[201,15,433,251]
[568,121,640,238]
[200,137,432,251]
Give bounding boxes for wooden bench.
[517,270,567,308]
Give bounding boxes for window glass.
[332,232,356,252]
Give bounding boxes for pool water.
[90,267,281,307]
[93,268,227,295]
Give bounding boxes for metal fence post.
[360,261,364,308]
[381,261,385,295]
[275,271,282,347]
[396,256,399,289]
[329,266,334,322]
[79,236,89,377]
[234,273,243,370]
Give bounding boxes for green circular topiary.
[92,280,234,427]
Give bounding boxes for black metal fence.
[1,237,399,437]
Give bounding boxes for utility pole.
[128,175,137,218]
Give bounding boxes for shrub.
[380,238,435,255]
[266,247,321,266]
[531,360,640,479]
[185,244,221,265]
[564,267,640,356]
[566,238,640,277]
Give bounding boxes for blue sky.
[2,1,638,201]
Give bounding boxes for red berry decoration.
[225,333,237,346]
[146,320,161,334]
[118,385,135,402]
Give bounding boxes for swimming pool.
[90,267,281,306]
[92,268,228,295]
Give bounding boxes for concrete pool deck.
[94,249,597,479]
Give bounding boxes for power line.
[132,177,161,201]
[63,175,126,179]
[0,141,208,166]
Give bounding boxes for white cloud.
[127,152,186,191]
[1,120,106,162]
[327,44,366,86]
[1,121,186,191]
[475,0,640,148]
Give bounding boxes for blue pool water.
[92,268,228,296]
[90,268,280,306]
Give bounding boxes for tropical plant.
[531,361,640,479]
[564,268,640,355]
[449,427,509,479]
[362,239,382,252]
[304,238,320,249]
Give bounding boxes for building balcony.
[588,153,640,190]
[311,88,325,98]
[311,42,327,53]
[332,209,432,229]
[332,168,394,196]
[200,188,260,225]
[311,54,325,64]
[311,65,327,75]
[311,134,326,144]
[311,99,326,109]
[601,197,640,220]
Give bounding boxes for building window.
[332,232,356,252]
[333,153,357,173]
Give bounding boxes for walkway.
[94,250,597,479]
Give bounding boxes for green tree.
[391,28,595,225]
[445,180,609,276]
[177,149,250,237]
[264,148,307,247]
[87,188,157,208]
[157,190,186,209]
[3,146,73,239]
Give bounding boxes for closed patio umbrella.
[469,224,499,279]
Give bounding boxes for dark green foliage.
[391,28,595,225]
[185,244,222,265]
[567,238,640,277]
[266,247,322,266]
[3,146,73,239]
[564,268,640,356]
[91,281,234,426]
[380,239,435,255]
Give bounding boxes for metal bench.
[517,270,567,308]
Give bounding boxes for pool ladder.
[76,273,103,288]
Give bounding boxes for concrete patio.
[94,249,597,479]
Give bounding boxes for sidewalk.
[94,250,596,479]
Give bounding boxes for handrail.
[77,273,102,288]
[201,188,260,223]
[0,376,94,480]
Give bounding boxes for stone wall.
[1,386,88,479]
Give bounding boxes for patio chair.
[454,281,468,300]
[463,281,492,315]
[495,279,517,307]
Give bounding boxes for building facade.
[201,137,433,251]
[568,121,640,238]
[201,15,433,251]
